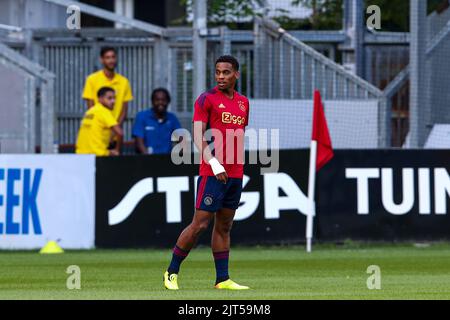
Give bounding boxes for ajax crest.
[204,196,213,206]
[238,101,246,112]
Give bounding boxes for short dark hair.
[97,87,115,98]
[215,55,239,71]
[151,88,171,104]
[100,46,117,57]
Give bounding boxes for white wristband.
[208,157,226,176]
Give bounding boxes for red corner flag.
[312,90,334,171]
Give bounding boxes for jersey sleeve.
[100,109,119,129]
[82,75,96,101]
[132,112,145,138]
[245,99,250,127]
[95,148,110,157]
[192,93,212,123]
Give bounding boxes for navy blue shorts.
[195,176,243,213]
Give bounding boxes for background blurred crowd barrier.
[2,151,450,250]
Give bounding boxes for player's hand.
[216,172,228,184]
[208,158,228,184]
[109,150,120,156]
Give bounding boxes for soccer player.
[76,87,123,156]
[82,47,133,126]
[164,55,250,290]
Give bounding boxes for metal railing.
[29,20,390,147]
[32,29,155,144]
[253,18,383,100]
[43,0,165,36]
[0,42,55,153]
[253,18,390,148]
[4,2,446,150]
[382,6,450,147]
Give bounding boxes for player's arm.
[193,121,228,184]
[85,99,95,109]
[110,125,123,156]
[82,76,96,109]
[135,137,148,155]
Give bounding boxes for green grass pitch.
[1,243,450,300]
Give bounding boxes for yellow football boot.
[214,279,250,290]
[163,271,179,290]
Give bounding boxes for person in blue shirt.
[132,88,182,154]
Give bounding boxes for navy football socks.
[213,250,230,284]
[167,245,190,275]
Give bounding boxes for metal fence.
[32,29,155,144]
[382,5,450,148]
[253,18,383,101]
[253,18,389,148]
[366,44,409,147]
[5,13,447,150]
[166,31,256,130]
[27,22,389,147]
[28,28,256,144]
[0,41,55,153]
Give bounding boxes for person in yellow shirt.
[82,47,133,125]
[76,87,124,157]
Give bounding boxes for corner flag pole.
[306,139,317,253]
[306,90,334,253]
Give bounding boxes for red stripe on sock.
[173,246,189,257]
[213,251,229,260]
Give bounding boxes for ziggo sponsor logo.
[222,112,246,125]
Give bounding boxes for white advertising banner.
[0,155,95,249]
